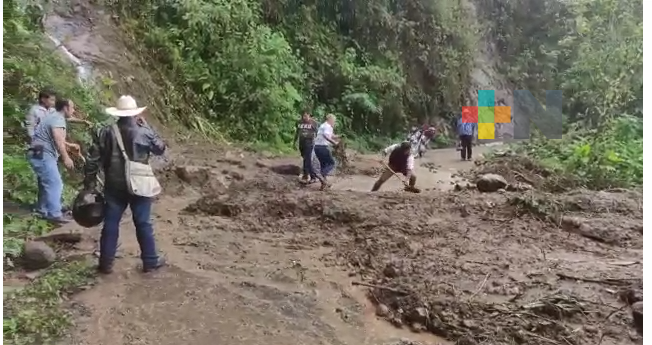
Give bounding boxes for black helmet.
[72,189,105,228]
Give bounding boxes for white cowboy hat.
[105,95,147,117]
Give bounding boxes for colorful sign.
[461,90,563,140]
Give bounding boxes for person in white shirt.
[313,113,339,190]
[371,141,417,192]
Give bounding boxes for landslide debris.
[182,171,642,345]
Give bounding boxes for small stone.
[390,316,403,327]
[476,174,508,193]
[410,322,425,333]
[383,264,400,278]
[22,241,56,270]
[408,307,429,324]
[461,319,477,329]
[376,303,391,317]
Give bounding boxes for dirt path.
[59,143,642,345]
[64,145,494,345]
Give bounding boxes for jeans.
[314,145,336,177]
[299,141,317,179]
[100,191,159,269]
[28,155,63,219]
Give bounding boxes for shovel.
[381,162,421,193]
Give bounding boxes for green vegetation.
[478,0,642,189]
[519,116,643,189]
[110,0,476,150]
[3,261,96,345]
[4,2,99,343]
[3,0,106,251]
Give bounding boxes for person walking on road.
[294,110,319,184]
[371,141,417,192]
[83,95,167,274]
[313,113,339,190]
[457,108,477,161]
[28,99,81,223]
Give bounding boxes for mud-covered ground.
[183,172,643,345]
[52,143,642,345]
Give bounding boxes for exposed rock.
[476,174,507,193]
[269,164,302,176]
[174,165,215,184]
[22,241,56,270]
[407,307,429,324]
[454,181,475,191]
[376,303,391,317]
[383,263,401,278]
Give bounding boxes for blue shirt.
[32,111,67,159]
[457,117,477,136]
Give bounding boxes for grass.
[3,260,96,345]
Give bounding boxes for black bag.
[72,189,105,228]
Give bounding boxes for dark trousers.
[299,141,317,179]
[459,135,473,159]
[371,167,417,191]
[313,145,336,177]
[100,190,159,269]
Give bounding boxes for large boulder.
[476,174,508,193]
[22,241,56,270]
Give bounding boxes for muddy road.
[56,143,643,345]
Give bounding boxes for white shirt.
[314,122,334,146]
[382,144,415,170]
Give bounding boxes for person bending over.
[371,141,416,192]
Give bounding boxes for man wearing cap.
[83,95,167,274]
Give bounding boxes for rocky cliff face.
[464,0,515,142]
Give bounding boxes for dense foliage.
[478,0,642,122]
[111,0,476,149]
[476,0,642,188]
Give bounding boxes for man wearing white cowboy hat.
[83,95,167,274]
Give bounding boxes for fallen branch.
[351,281,409,295]
[467,273,490,302]
[556,273,640,286]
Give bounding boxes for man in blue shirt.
[29,99,80,223]
[457,109,477,161]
